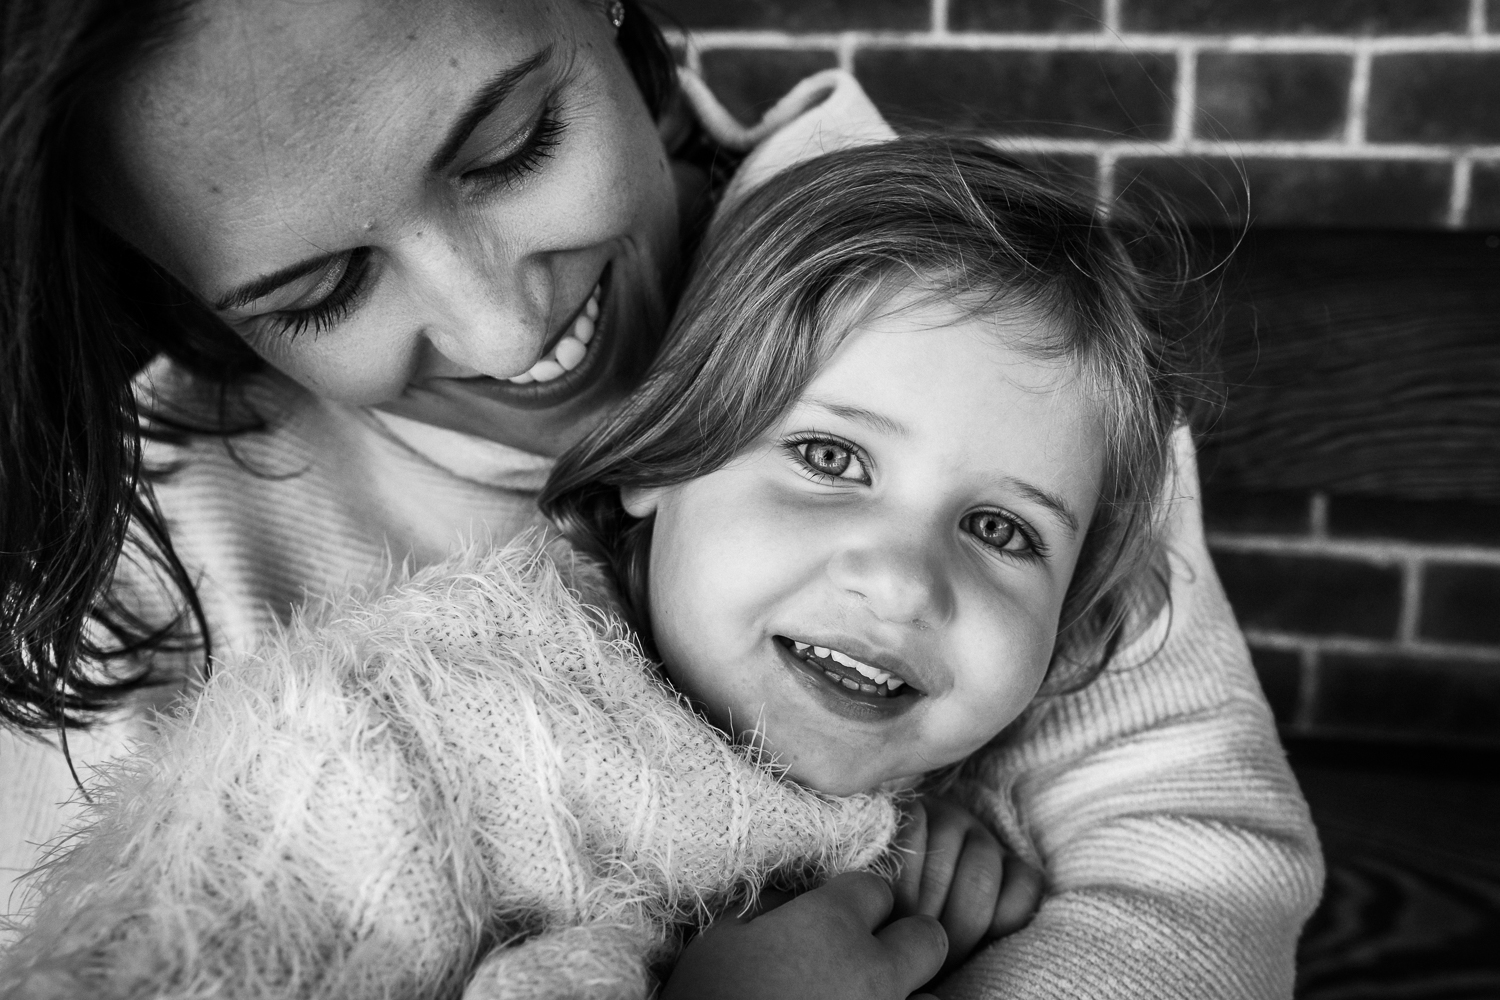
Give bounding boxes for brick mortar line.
[1172,45,1197,145]
[1397,560,1424,642]
[1449,157,1475,226]
[1206,531,1500,565]
[930,0,948,36]
[1347,48,1371,145]
[1293,647,1318,728]
[672,30,1500,54]
[1472,0,1488,35]
[1244,629,1500,664]
[982,136,1500,160]
[1102,0,1122,35]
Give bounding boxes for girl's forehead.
[817,290,1078,390]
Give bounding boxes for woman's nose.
[826,541,955,628]
[406,231,550,378]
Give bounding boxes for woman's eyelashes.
[962,509,1046,558]
[785,435,871,485]
[265,247,375,341]
[460,104,568,194]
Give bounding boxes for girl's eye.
[962,510,1040,555]
[461,107,568,191]
[265,247,374,341]
[789,437,870,484]
[804,441,852,476]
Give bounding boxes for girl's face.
[94,0,679,455]
[625,294,1106,795]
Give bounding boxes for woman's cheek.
[264,317,419,406]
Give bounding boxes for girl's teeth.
[792,639,907,693]
[506,284,601,384]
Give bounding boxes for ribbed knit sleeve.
[939,427,1325,999]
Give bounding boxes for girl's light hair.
[544,137,1218,691]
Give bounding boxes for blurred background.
[652,2,1500,996]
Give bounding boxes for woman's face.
[95,0,680,454]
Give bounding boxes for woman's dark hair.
[0,0,679,733]
[543,138,1218,690]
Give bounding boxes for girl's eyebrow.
[1005,478,1081,539]
[429,46,555,172]
[807,399,909,437]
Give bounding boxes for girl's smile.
[624,291,1107,795]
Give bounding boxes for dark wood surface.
[1290,739,1500,998]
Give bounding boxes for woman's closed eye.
[264,247,375,341]
[460,103,568,193]
[961,509,1046,558]
[786,435,871,485]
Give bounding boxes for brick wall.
[653,0,1500,228]
[652,0,1500,746]
[1206,490,1500,746]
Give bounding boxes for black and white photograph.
[2,1,1496,997]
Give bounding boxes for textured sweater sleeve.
[939,427,1325,1000]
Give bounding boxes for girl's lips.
[772,636,920,722]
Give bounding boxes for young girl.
[2,136,1313,999]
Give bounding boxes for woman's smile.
[91,0,679,456]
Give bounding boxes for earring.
[609,0,625,29]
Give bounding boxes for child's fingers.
[914,809,968,918]
[874,913,948,993]
[990,859,1044,937]
[938,830,1004,961]
[892,800,929,916]
[803,870,896,929]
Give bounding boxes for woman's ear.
[621,485,664,519]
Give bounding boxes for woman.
[0,0,1321,996]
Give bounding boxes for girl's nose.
[826,541,955,628]
[406,230,550,378]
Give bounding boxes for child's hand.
[660,870,947,1000]
[893,795,1044,979]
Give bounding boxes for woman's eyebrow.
[213,254,335,312]
[428,46,554,173]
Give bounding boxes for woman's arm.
[940,427,1324,999]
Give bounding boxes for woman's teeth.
[506,285,601,385]
[790,640,906,695]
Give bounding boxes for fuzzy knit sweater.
[1,541,900,1000]
[0,72,1323,997]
